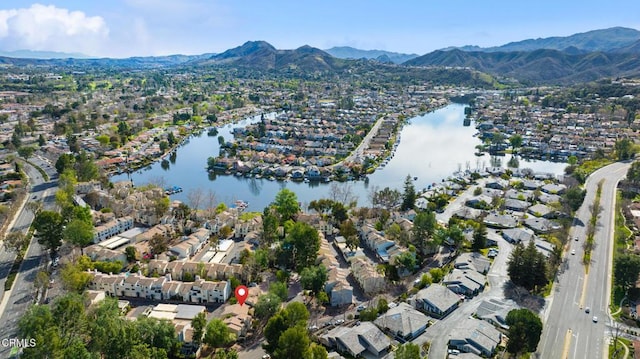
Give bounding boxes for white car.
[571,249,576,255]
[592,316,598,323]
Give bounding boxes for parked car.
[357,305,367,312]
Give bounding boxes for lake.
[111,104,567,211]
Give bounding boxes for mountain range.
[0,27,639,84]
[195,41,347,72]
[451,27,640,53]
[407,27,640,84]
[324,46,418,64]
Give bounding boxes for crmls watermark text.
[1,338,36,348]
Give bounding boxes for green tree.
[395,342,421,359]
[507,241,548,291]
[429,268,444,283]
[281,302,309,327]
[273,189,300,221]
[254,293,282,321]
[506,308,543,354]
[269,281,289,302]
[300,265,328,295]
[33,210,64,253]
[18,304,63,358]
[262,207,279,245]
[284,222,320,271]
[412,210,437,254]
[561,186,586,212]
[125,246,137,262]
[204,319,234,348]
[471,224,488,251]
[401,174,416,211]
[60,262,94,292]
[331,201,348,223]
[17,146,35,160]
[75,152,100,181]
[509,134,523,153]
[310,344,329,359]
[274,326,311,359]
[614,254,640,293]
[394,251,417,274]
[339,219,359,250]
[377,298,389,314]
[214,349,239,359]
[134,316,180,356]
[627,161,640,187]
[55,153,76,174]
[63,218,94,247]
[615,138,635,160]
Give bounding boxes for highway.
[0,156,58,358]
[536,161,631,359]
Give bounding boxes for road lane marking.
[562,329,572,359]
[580,273,589,309]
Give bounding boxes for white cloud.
[0,4,109,55]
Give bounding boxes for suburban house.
[527,203,557,219]
[524,217,562,234]
[93,216,134,243]
[504,198,530,212]
[448,317,502,357]
[320,322,390,358]
[373,302,430,341]
[454,253,491,274]
[148,259,246,282]
[88,272,231,303]
[350,257,386,295]
[443,269,486,297]
[414,285,461,319]
[501,228,535,244]
[475,298,517,329]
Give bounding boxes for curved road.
[536,161,631,359]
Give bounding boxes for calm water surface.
[112,104,567,211]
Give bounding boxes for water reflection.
[111,105,568,211]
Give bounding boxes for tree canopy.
[33,210,64,253]
[19,295,180,359]
[507,241,548,291]
[614,253,640,293]
[273,189,300,221]
[506,308,543,354]
[300,265,328,295]
[283,222,320,271]
[401,175,416,211]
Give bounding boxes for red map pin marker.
[235,285,249,306]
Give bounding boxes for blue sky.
[0,1,638,57]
